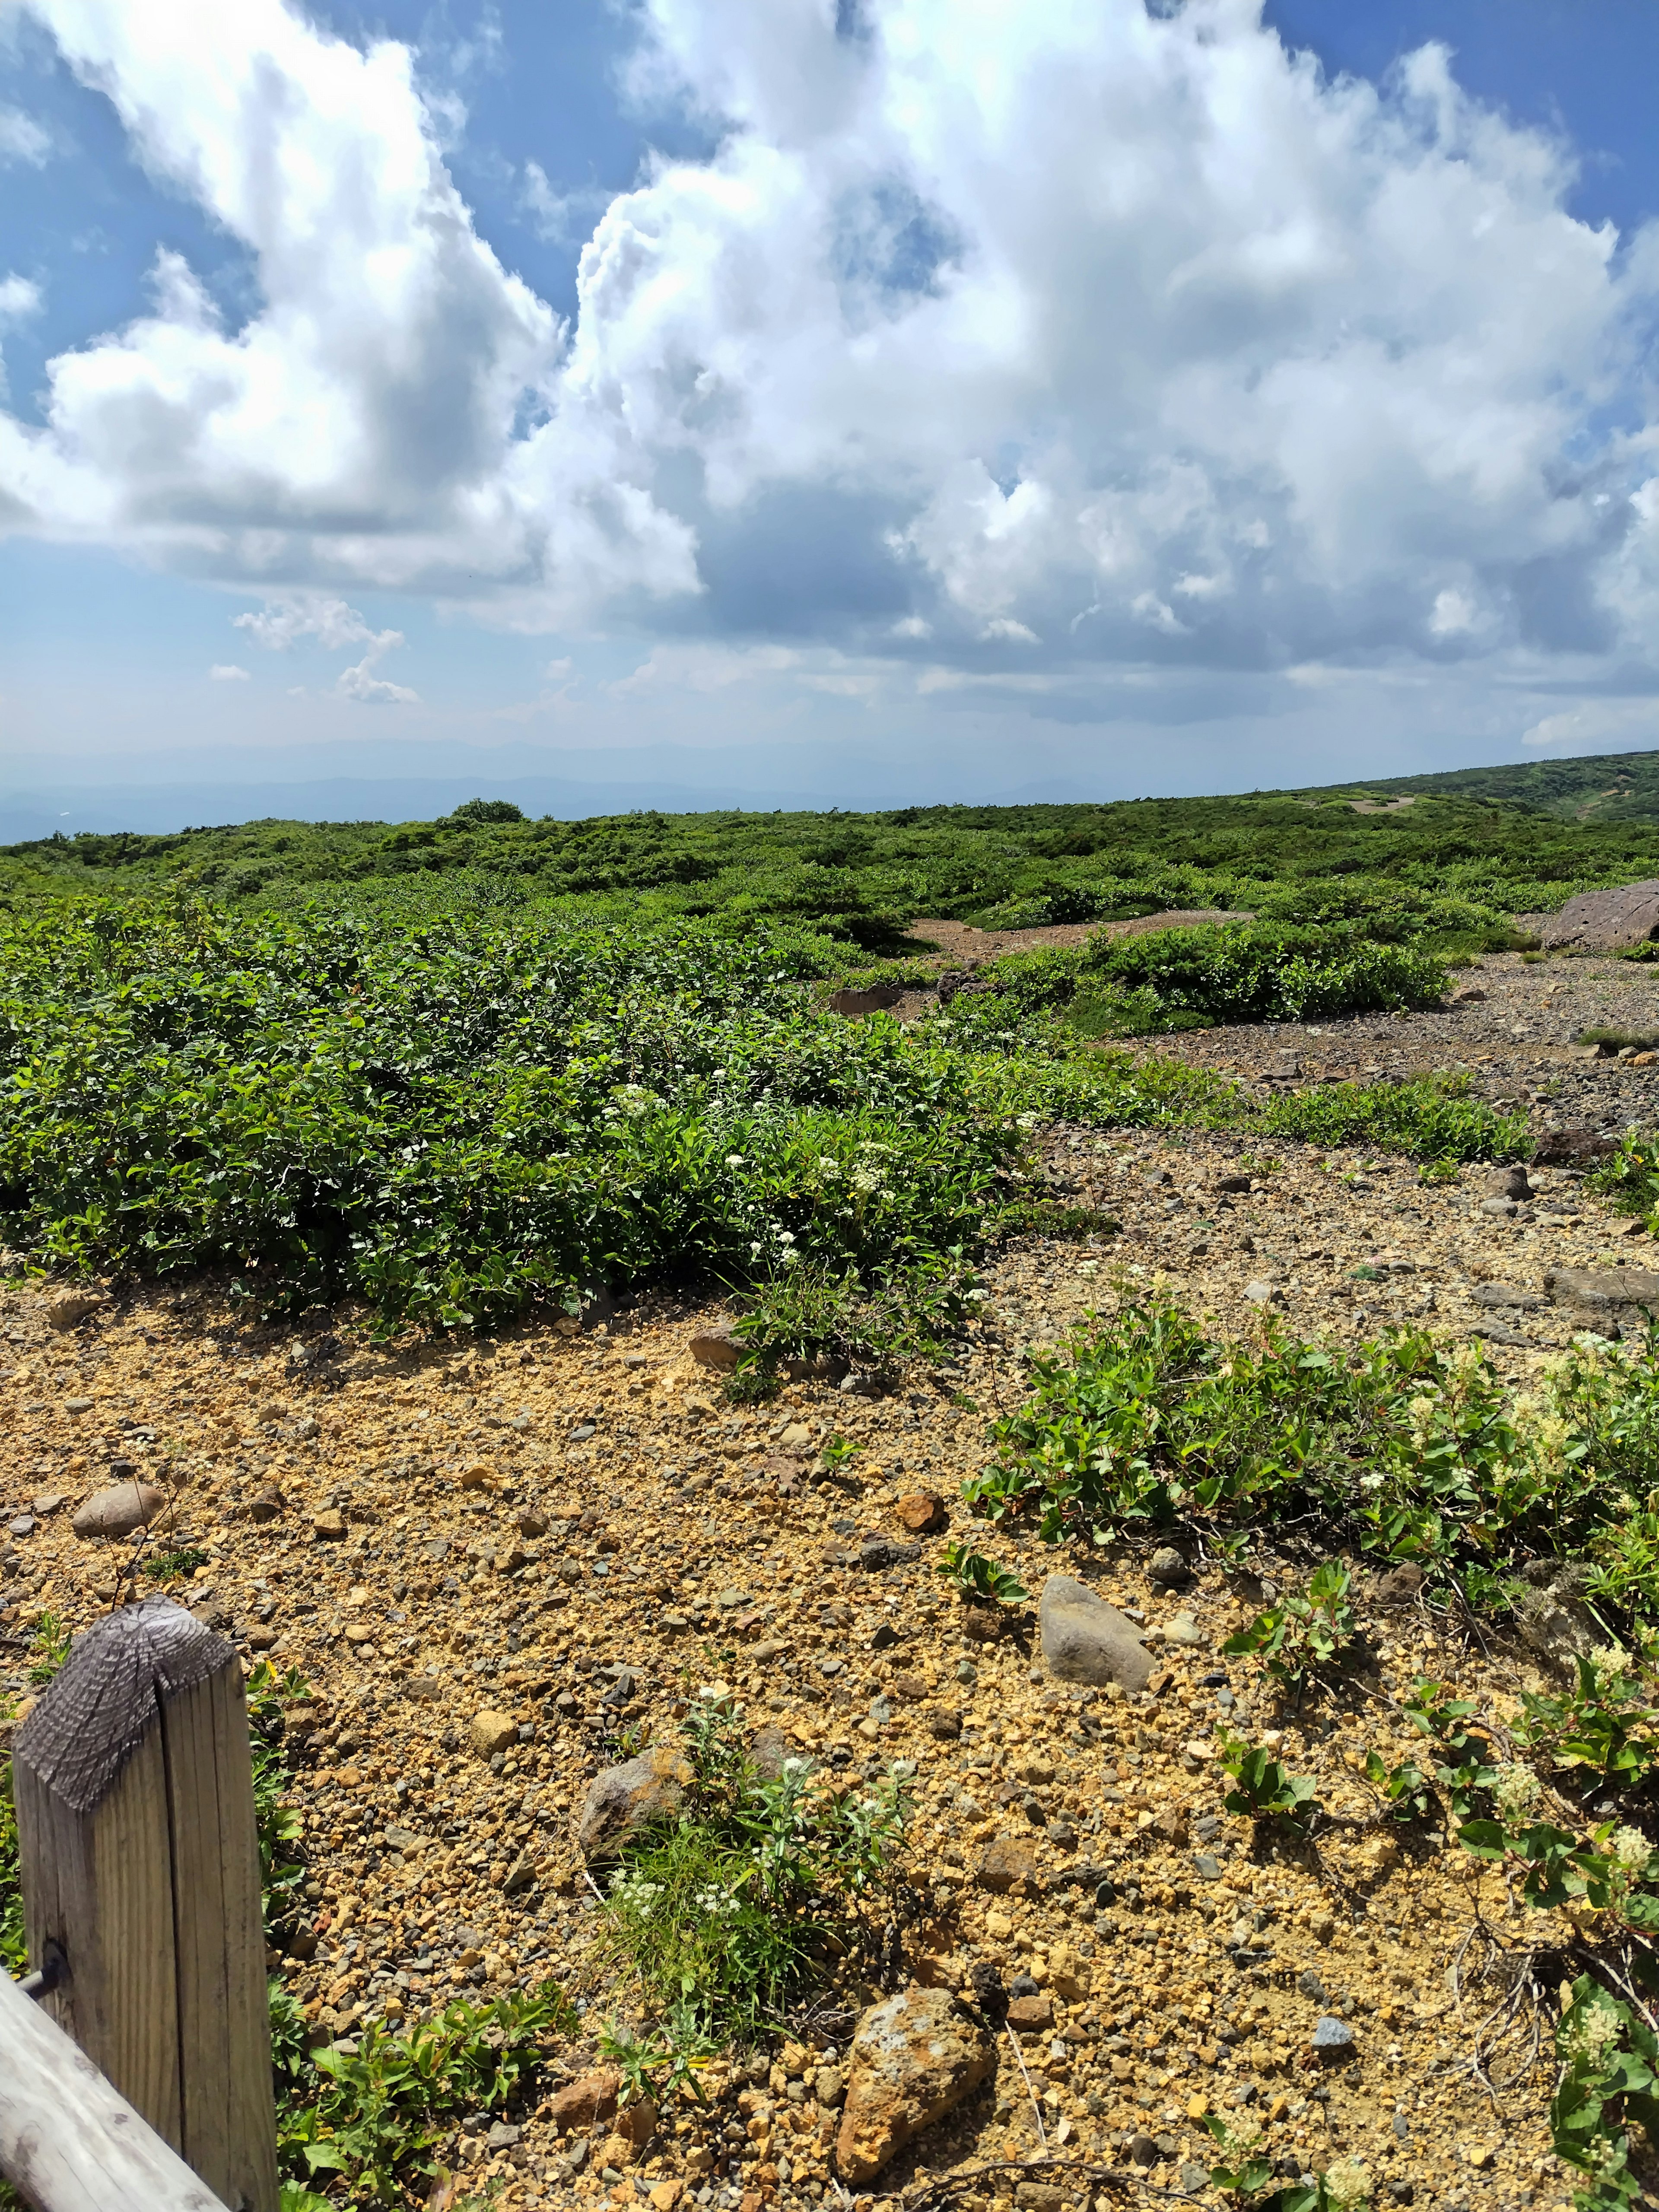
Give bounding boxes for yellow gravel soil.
[0,946,1644,2212]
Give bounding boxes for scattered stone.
[1311,2016,1356,2061]
[311,1510,346,1541]
[550,2070,620,2132]
[468,1710,518,1760]
[689,1331,741,1371]
[894,1491,947,1533]
[71,1481,165,1541]
[976,1837,1038,1894]
[1163,1611,1204,1648]
[1038,1574,1154,1691]
[247,1486,284,1524]
[31,1495,64,1517]
[458,1463,495,1492]
[1471,1283,1544,1309]
[1006,1993,1053,2031]
[834,1986,995,2184]
[1147,1547,1193,1589]
[45,1293,105,1332]
[576,1745,695,1862]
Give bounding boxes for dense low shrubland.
[0,897,1529,1348]
[966,1300,1659,1633]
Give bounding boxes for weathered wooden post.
[10,1598,280,2212]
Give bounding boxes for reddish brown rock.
[835,1986,994,2183]
[247,1486,284,1524]
[576,1745,695,1861]
[894,1491,947,1534]
[975,1836,1038,1894]
[550,2069,620,2132]
[1006,1993,1054,2032]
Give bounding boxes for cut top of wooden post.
[13,1597,230,1811]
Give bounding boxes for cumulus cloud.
[208,662,250,680]
[233,593,420,703]
[0,105,51,165]
[5,0,1659,693]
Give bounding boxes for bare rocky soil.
[1,948,1653,2212]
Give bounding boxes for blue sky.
[5,0,1659,829]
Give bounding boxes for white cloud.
[0,105,51,166]
[207,661,250,680]
[521,160,610,247]
[1522,699,1659,750]
[0,276,41,323]
[3,0,1659,698]
[232,593,419,703]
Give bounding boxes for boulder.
[46,1293,105,1333]
[1538,882,1659,952]
[71,1481,165,1541]
[575,1745,695,1861]
[1546,1266,1659,1312]
[1038,1574,1153,1691]
[835,1986,995,2183]
[828,985,906,1017]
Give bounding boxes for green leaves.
[1217,1735,1319,1825]
[935,1542,1030,1605]
[1222,1564,1359,1692]
[1551,1976,1659,2211]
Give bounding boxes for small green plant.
[1459,1791,1659,1934]
[1402,1680,1499,1821]
[26,1611,72,1685]
[935,1542,1029,1606]
[1222,1564,1359,1691]
[273,1983,572,2205]
[1515,1649,1659,1793]
[818,1434,862,1473]
[596,2018,710,2110]
[600,1694,909,2046]
[1362,1752,1434,1823]
[0,1755,22,1977]
[247,1660,310,1944]
[1201,2115,1372,2208]
[1550,1974,1659,2212]
[144,1545,210,1580]
[1217,1734,1318,1825]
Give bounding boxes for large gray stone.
[1038,1574,1153,1692]
[72,1481,165,1540]
[1539,882,1659,952]
[1514,1560,1605,1681]
[1546,1266,1659,1311]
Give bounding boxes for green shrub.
[599,1696,908,2047]
[1080,919,1447,1030]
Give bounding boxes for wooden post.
[10,1598,280,2212]
[0,1964,232,2212]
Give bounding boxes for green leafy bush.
[1217,1736,1318,1824]
[1079,919,1447,1032]
[1222,1564,1359,1691]
[599,1695,908,2046]
[1551,1975,1659,2212]
[935,1543,1029,1605]
[965,1304,1659,1631]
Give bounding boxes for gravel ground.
[3,947,1653,2212]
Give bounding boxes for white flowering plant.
[1200,2113,1371,2209]
[1459,1804,1659,1932]
[1550,1973,1659,2212]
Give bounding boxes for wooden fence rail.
[2,1597,277,2212]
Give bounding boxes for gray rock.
[1192,1854,1222,1881]
[1297,1969,1326,2000]
[1514,1560,1606,1681]
[72,1480,165,1541]
[1539,881,1659,952]
[1163,1611,1204,1648]
[486,2120,521,2149]
[1039,1575,1153,1692]
[575,1745,695,1861]
[1472,1283,1544,1308]
[8,1516,35,1539]
[1311,2015,1355,2059]
[857,1535,920,1570]
[1547,1265,1659,1311]
[1147,1547,1193,1589]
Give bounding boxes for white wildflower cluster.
[611,1084,660,1119]
[692,1884,741,1921]
[1323,2158,1370,2207]
[1407,1392,1440,1447]
[608,1870,664,1918]
[1610,1825,1651,1873]
[1491,1761,1542,1823]
[1562,1995,1626,2069]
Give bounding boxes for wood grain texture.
[0,1962,232,2212]
[12,1599,279,2212]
